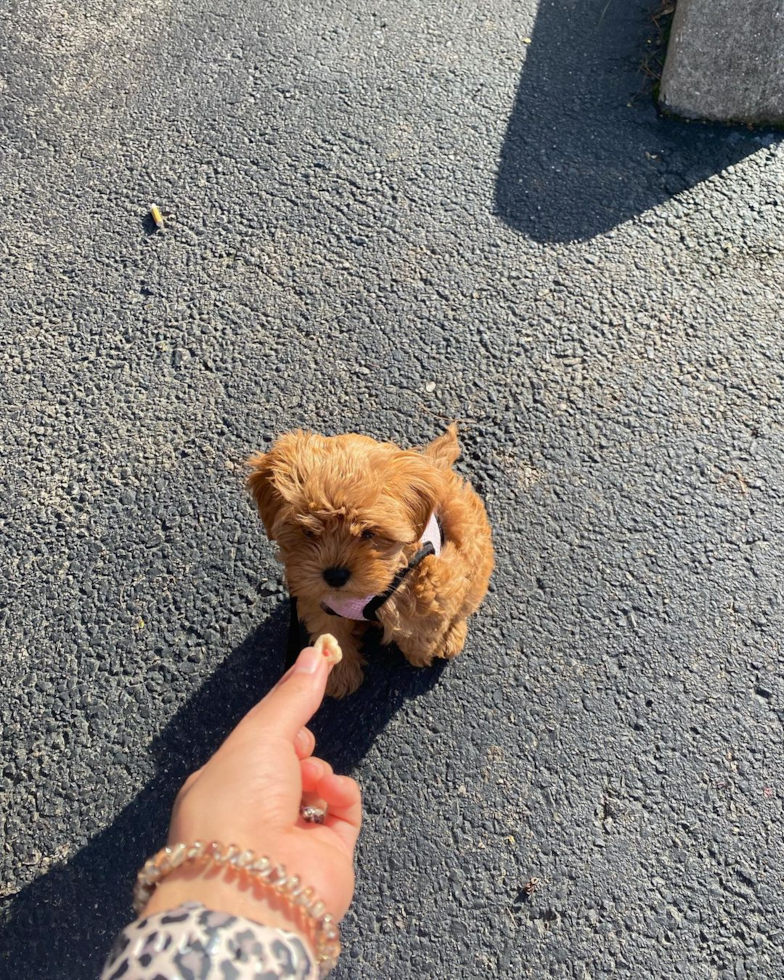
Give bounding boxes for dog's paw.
[402,620,467,668]
[326,657,364,698]
[440,619,468,660]
[401,648,435,669]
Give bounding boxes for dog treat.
[314,633,342,665]
[149,203,164,229]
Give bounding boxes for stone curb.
[659,0,784,125]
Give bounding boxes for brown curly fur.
[246,425,494,697]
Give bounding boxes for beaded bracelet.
[133,841,341,974]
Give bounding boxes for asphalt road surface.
[2,0,784,977]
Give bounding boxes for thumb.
[242,646,332,743]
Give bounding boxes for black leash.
[286,595,308,669]
[360,541,435,621]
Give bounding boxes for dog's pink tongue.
[325,594,375,620]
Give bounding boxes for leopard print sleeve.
[101,901,320,979]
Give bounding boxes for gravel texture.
[2,0,784,977]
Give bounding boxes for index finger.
[233,645,333,744]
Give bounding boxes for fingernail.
[293,646,323,675]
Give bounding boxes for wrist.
[143,867,315,955]
[133,840,342,974]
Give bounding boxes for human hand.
[143,644,361,936]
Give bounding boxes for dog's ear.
[247,432,320,539]
[392,451,444,540]
[246,449,285,539]
[422,423,460,470]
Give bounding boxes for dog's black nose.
[323,567,351,588]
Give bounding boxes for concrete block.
[659,0,784,125]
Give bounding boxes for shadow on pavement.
[495,0,779,242]
[0,601,442,979]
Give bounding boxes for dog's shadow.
[0,600,443,979]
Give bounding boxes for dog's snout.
[323,567,351,588]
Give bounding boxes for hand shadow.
[494,0,781,243]
[0,600,443,979]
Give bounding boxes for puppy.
[246,425,493,697]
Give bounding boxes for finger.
[294,726,315,760]
[300,757,331,793]
[302,757,334,781]
[236,646,332,744]
[318,774,360,814]
[319,774,362,850]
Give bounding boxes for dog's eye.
[303,528,317,540]
[361,529,375,540]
